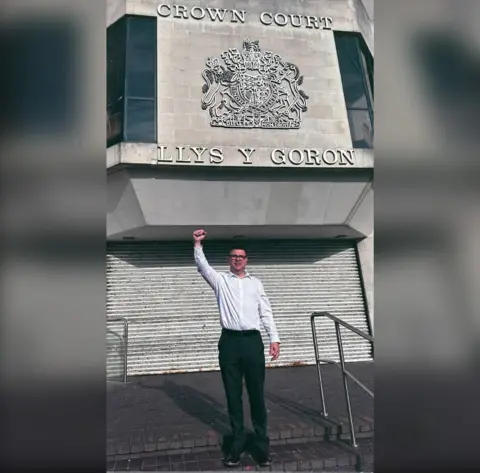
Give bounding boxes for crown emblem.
[201,38,309,129]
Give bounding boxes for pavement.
[107,362,373,471]
[108,438,373,471]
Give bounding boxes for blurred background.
[0,0,478,471]
[0,0,106,469]
[376,0,480,471]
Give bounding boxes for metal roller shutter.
[107,240,372,376]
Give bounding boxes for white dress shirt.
[194,246,280,344]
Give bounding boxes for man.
[193,229,280,467]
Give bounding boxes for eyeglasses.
[229,254,246,260]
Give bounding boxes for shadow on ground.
[140,379,286,457]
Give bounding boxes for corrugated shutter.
[106,240,372,376]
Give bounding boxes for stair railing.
[311,311,374,447]
[107,317,129,383]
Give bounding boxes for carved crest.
[201,38,309,129]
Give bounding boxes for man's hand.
[269,342,280,361]
[193,229,207,245]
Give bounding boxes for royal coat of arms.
[201,38,309,129]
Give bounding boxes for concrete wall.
[360,0,374,20]
[357,233,374,333]
[354,0,374,54]
[108,0,363,28]
[107,167,373,239]
[107,142,374,168]
[154,0,355,153]
[107,169,146,237]
[107,0,374,168]
[106,0,375,329]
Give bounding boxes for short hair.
[228,246,248,257]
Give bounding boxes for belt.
[222,328,259,337]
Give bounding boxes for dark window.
[124,16,156,143]
[125,17,156,98]
[107,17,127,147]
[107,15,156,148]
[334,33,374,149]
[124,98,156,142]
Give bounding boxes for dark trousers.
[218,329,269,457]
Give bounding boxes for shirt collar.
[229,271,251,279]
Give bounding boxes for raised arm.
[193,229,220,290]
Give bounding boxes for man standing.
[193,229,280,467]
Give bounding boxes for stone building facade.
[106,0,374,376]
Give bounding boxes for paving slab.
[107,363,373,458]
[107,438,373,472]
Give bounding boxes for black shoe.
[257,456,272,467]
[223,453,241,467]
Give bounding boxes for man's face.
[228,249,248,273]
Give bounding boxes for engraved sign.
[201,38,309,129]
[152,146,360,167]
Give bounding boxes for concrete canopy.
[108,167,373,241]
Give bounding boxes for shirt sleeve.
[194,246,220,290]
[258,280,280,344]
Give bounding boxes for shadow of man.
[264,391,335,430]
[152,379,247,456]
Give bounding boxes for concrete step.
[108,437,373,472]
[108,419,373,458]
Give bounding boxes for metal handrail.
[316,358,374,397]
[107,317,129,382]
[314,312,374,342]
[311,311,374,448]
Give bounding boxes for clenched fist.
[193,229,207,243]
